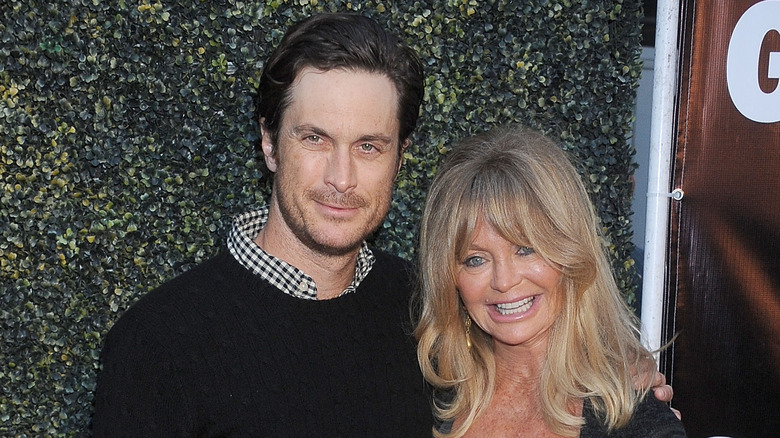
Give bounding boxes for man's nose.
[324,146,357,193]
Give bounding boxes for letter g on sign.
[726,0,780,123]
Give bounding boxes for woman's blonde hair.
[414,124,654,437]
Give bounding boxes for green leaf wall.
[0,0,643,435]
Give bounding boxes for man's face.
[262,67,404,256]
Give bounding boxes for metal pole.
[641,0,681,354]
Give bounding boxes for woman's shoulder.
[581,395,687,437]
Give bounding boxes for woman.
[415,125,686,437]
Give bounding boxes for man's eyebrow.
[357,133,394,144]
[290,124,329,138]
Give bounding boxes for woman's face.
[456,219,564,351]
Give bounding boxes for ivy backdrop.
[0,0,644,435]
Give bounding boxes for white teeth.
[495,296,535,315]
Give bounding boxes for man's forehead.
[290,66,397,97]
[283,67,402,139]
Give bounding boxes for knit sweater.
[580,394,687,437]
[92,249,433,437]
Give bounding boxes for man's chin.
[306,237,364,257]
[305,222,383,257]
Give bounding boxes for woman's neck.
[459,341,582,438]
[493,338,548,386]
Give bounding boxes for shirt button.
[298,281,308,292]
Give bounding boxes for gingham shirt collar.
[226,207,375,300]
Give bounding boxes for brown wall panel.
[666,1,780,437]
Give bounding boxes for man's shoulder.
[368,247,414,274]
[359,249,417,313]
[136,251,233,302]
[365,248,417,290]
[104,251,242,337]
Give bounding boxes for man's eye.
[305,135,321,143]
[463,256,485,268]
[359,143,376,152]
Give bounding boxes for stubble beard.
[275,186,391,258]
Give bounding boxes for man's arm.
[648,370,681,420]
[91,317,192,436]
[633,359,681,420]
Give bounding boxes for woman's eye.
[463,256,485,268]
[517,246,535,256]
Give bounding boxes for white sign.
[726,0,780,123]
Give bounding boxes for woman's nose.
[490,260,522,293]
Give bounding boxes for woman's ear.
[260,117,277,173]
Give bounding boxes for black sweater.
[92,250,433,437]
[580,395,687,437]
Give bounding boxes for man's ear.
[396,139,410,174]
[259,117,277,173]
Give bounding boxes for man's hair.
[256,13,425,151]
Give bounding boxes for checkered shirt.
[226,207,375,300]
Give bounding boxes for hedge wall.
[0,0,643,435]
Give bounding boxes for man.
[92,13,431,437]
[92,13,674,437]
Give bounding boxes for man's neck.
[254,208,359,300]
